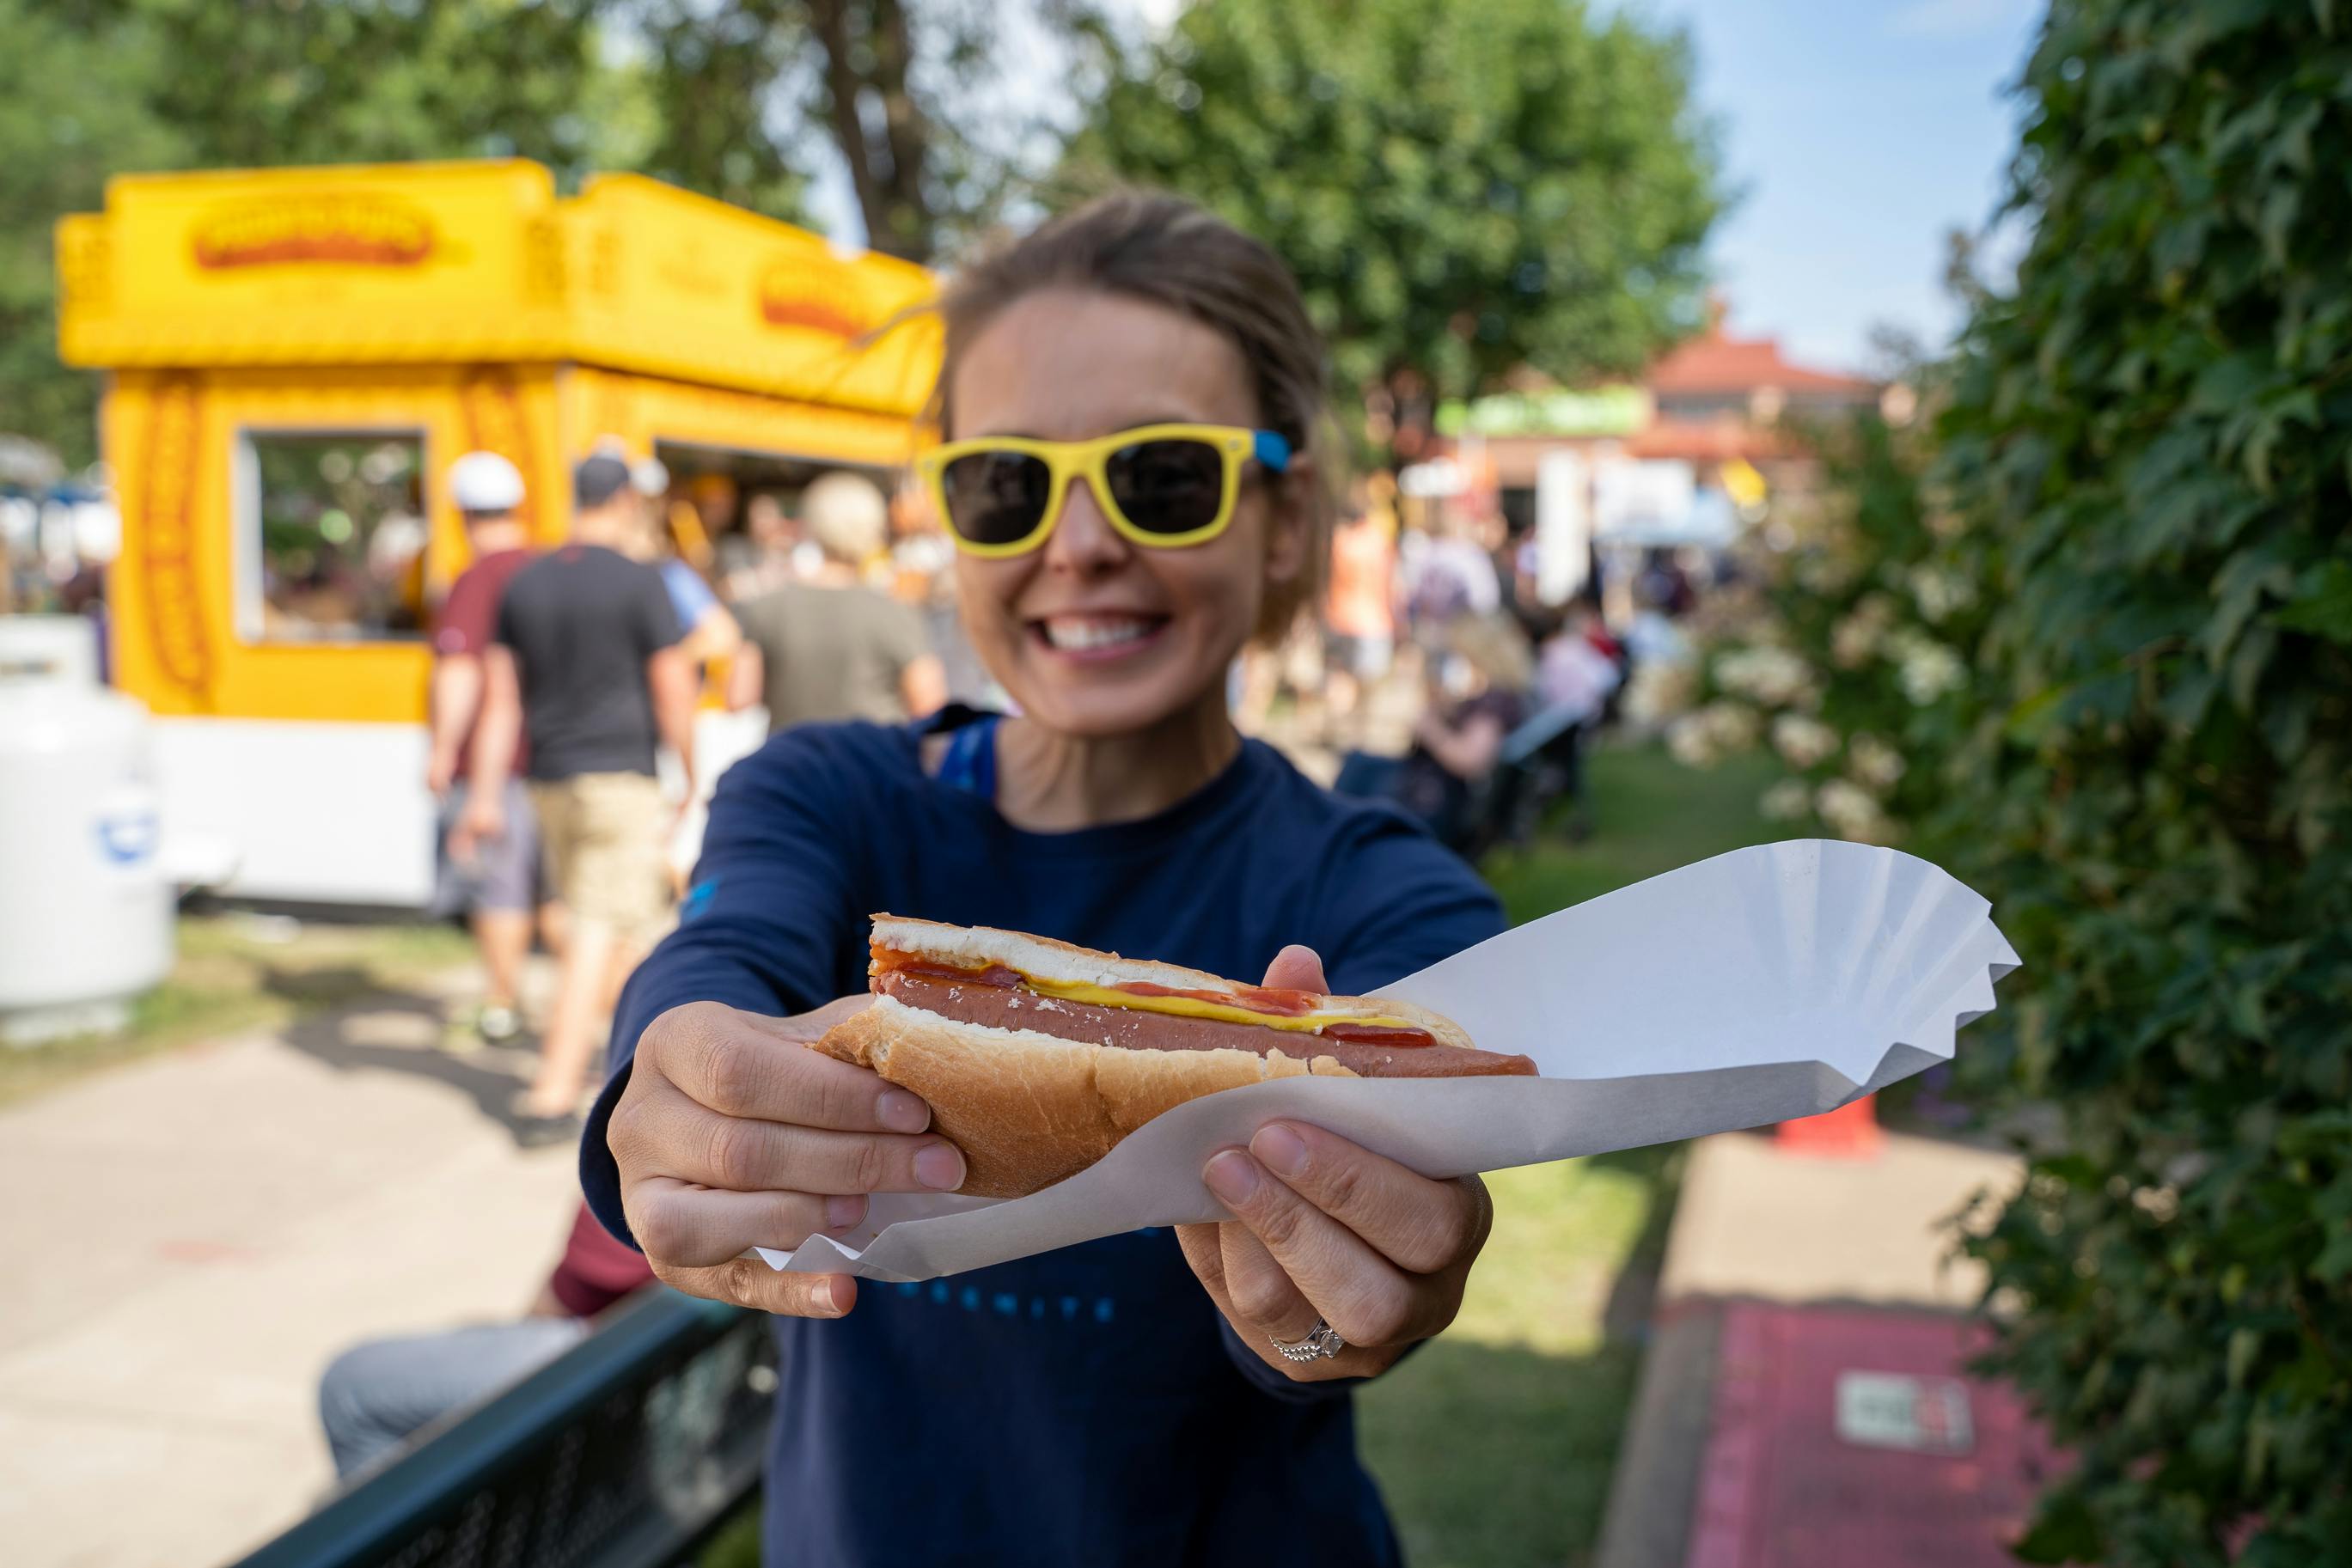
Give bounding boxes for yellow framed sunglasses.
[917,423,1293,558]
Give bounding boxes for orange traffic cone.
[1775,1094,1883,1157]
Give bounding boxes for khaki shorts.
[528,773,671,941]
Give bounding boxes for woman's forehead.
[951,290,1257,440]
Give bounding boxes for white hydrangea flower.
[1623,660,1698,724]
[1770,712,1840,769]
[1714,646,1815,707]
[1908,566,1977,625]
[1667,716,1720,768]
[1759,779,1814,821]
[1891,630,1967,705]
[1700,700,1762,751]
[1815,778,1891,842]
[1849,732,1907,789]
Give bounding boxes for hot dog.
[812,916,1531,1199]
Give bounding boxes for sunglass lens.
[1105,438,1225,537]
[940,450,1052,547]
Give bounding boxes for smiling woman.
[588,192,1509,1568]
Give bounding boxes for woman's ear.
[1261,455,1316,589]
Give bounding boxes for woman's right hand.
[607,998,968,1318]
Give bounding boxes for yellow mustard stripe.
[1021,976,1417,1034]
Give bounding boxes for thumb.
[1261,944,1328,994]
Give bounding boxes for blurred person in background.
[627,453,742,669]
[719,490,808,599]
[1534,603,1627,728]
[462,454,692,1146]
[317,1199,654,1478]
[685,472,738,564]
[1335,611,1534,850]
[425,452,547,1045]
[889,478,999,709]
[1322,479,1399,741]
[1398,508,1502,634]
[726,470,946,733]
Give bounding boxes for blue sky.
[804,0,2046,375]
[1638,0,2045,370]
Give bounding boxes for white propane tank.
[0,616,174,1044]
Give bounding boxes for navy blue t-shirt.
[582,716,1504,1568]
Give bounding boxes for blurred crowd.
[421,444,968,1150]
[1262,475,1720,857]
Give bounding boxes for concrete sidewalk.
[0,978,585,1568]
[1596,1126,2037,1568]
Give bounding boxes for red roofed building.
[1630,300,1881,462]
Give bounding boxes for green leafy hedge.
[1676,0,2352,1557]
[1929,2,2352,1560]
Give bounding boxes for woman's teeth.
[1042,617,1157,651]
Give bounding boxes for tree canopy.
[1060,0,1721,406]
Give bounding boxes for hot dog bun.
[809,917,1528,1199]
[815,996,1358,1199]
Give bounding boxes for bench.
[230,1289,773,1568]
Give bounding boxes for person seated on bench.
[316,1202,655,1478]
[1534,605,1625,728]
[1334,613,1533,848]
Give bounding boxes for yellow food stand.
[56,159,938,905]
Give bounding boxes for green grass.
[1483,744,1792,925]
[1356,742,1788,1568]
[0,912,474,1107]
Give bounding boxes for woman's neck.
[993,695,1241,833]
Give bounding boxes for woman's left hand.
[1176,945,1494,1382]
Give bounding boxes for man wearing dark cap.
[461,454,693,1145]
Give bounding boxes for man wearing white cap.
[428,452,544,1044]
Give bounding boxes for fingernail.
[877,1090,931,1133]
[913,1142,966,1191]
[1251,1123,1309,1179]
[824,1194,866,1230]
[1203,1149,1261,1205]
[820,1275,853,1316]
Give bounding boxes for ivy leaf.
[2013,1489,2105,1565]
[2275,560,2352,644]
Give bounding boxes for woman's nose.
[1042,476,1132,574]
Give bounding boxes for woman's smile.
[1032,612,1172,660]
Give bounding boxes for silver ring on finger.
[1271,1317,1346,1363]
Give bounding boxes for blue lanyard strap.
[932,712,1000,801]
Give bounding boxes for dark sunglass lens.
[1105,438,1225,536]
[940,450,1052,546]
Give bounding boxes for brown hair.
[926,191,1333,640]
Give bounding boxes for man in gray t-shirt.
[725,471,946,733]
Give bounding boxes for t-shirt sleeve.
[579,732,865,1247]
[662,561,718,629]
[547,1201,657,1316]
[636,564,686,655]
[1312,809,1507,996]
[433,567,492,656]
